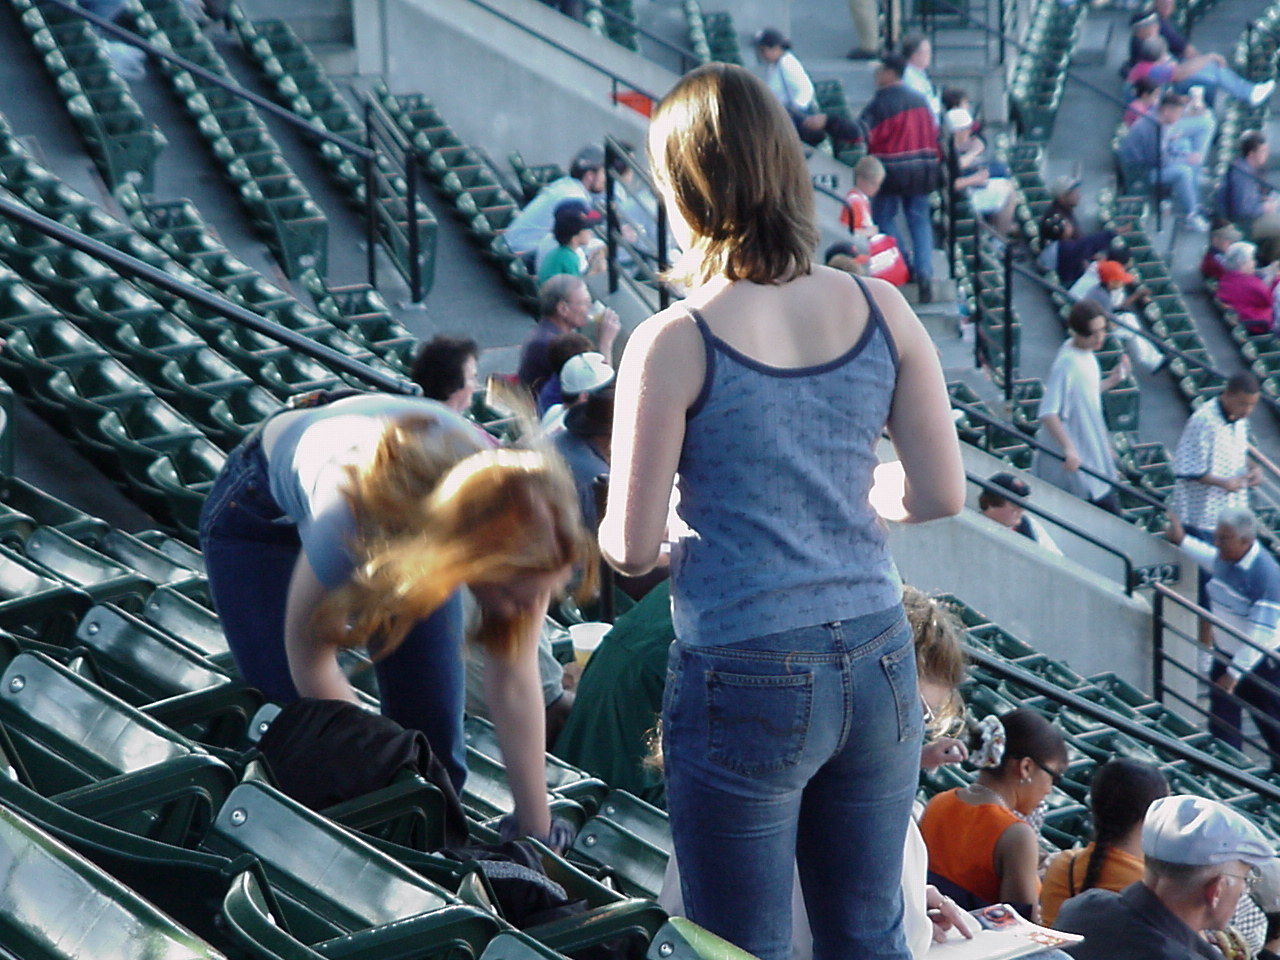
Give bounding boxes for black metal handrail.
[362,95,426,303]
[38,0,374,162]
[604,135,672,310]
[951,396,1168,511]
[453,0,661,104]
[578,0,703,71]
[966,218,1017,400]
[1151,581,1280,765]
[0,196,416,395]
[965,642,1280,802]
[967,472,1138,592]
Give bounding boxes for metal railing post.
[657,199,671,310]
[1003,239,1014,401]
[604,141,619,295]
[1152,588,1166,702]
[1154,120,1163,233]
[997,0,1007,65]
[971,227,984,370]
[363,102,378,288]
[405,145,421,304]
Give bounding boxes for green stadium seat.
[21,527,152,610]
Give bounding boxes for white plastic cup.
[569,621,611,668]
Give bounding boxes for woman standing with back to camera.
[599,63,965,960]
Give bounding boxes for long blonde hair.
[313,423,594,661]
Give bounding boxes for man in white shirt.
[755,29,864,149]
[901,36,941,118]
[1034,301,1130,513]
[503,146,607,259]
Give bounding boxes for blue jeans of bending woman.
[197,434,468,792]
[662,606,923,960]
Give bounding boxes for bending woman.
[599,63,965,960]
[199,393,590,841]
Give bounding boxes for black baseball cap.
[755,28,790,49]
[989,472,1031,498]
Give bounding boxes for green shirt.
[537,244,583,284]
[551,581,673,807]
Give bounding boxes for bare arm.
[483,602,553,841]
[994,821,1044,921]
[283,553,358,702]
[877,280,966,522]
[599,308,704,576]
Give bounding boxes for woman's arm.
[483,604,553,841]
[599,309,705,576]
[283,553,359,702]
[876,280,966,522]
[994,821,1043,921]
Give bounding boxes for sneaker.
[1250,79,1275,107]
[1182,213,1211,232]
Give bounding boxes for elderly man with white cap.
[1057,794,1278,959]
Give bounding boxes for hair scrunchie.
[970,714,1006,769]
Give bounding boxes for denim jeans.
[1182,62,1255,104]
[872,192,934,281]
[1156,163,1199,216]
[197,433,469,791]
[663,605,922,960]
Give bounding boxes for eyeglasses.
[1222,870,1259,890]
[1032,757,1065,787]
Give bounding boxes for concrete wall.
[881,440,1201,693]
[354,0,670,164]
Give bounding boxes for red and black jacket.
[859,83,943,196]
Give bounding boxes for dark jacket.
[1219,158,1266,223]
[859,82,943,196]
[1057,882,1224,960]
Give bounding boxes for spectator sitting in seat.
[1081,260,1165,374]
[1124,10,1162,77]
[1039,177,1118,289]
[410,335,479,414]
[1216,241,1280,335]
[551,380,614,528]
[1125,77,1163,127]
[1169,86,1216,185]
[947,107,1017,238]
[754,28,864,149]
[536,200,605,284]
[1040,759,1171,926]
[835,156,910,286]
[1034,300,1129,513]
[978,472,1064,556]
[536,332,591,415]
[920,709,1068,921]
[1118,92,1207,231]
[1201,224,1243,282]
[542,351,613,434]
[517,275,620,391]
[1219,131,1280,266]
[902,35,942,118]
[1128,36,1273,108]
[1057,796,1276,960]
[861,52,944,302]
[503,146,606,260]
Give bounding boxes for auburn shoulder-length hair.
[313,419,594,662]
[648,62,818,286]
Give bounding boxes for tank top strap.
[851,274,900,370]
[686,308,717,420]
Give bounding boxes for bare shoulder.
[617,303,705,406]
[626,302,702,356]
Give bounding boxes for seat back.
[0,804,225,959]
[205,781,458,943]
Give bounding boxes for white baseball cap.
[559,352,614,395]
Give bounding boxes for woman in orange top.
[1040,758,1169,926]
[920,708,1067,921]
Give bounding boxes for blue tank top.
[671,276,902,647]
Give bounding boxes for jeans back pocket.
[879,639,922,744]
[706,669,814,777]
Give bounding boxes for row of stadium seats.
[682,1,740,65]
[1008,0,1085,141]
[11,0,165,191]
[125,0,328,278]
[371,81,541,311]
[227,5,439,295]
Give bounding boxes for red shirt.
[840,189,873,231]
